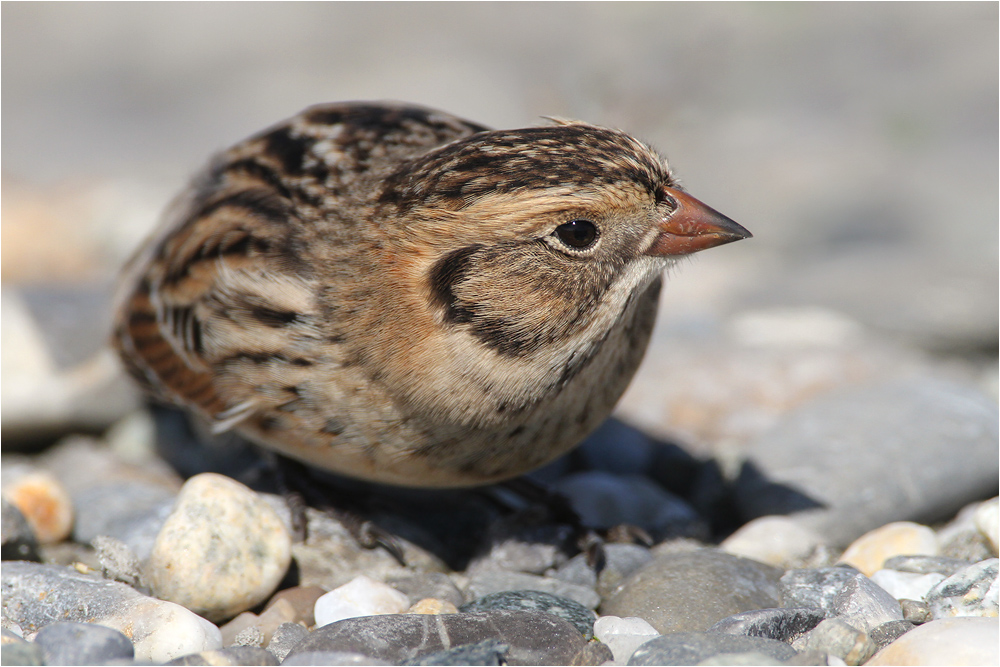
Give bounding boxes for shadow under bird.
[113,102,751,488]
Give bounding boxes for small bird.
[113,102,750,489]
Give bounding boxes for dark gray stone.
[34,621,134,666]
[466,570,600,609]
[265,622,308,662]
[707,608,826,642]
[0,642,43,666]
[461,590,597,639]
[282,652,391,666]
[869,620,915,649]
[790,618,877,665]
[831,573,904,632]
[286,611,586,666]
[165,646,278,665]
[1,497,40,562]
[882,555,974,576]
[602,550,783,633]
[779,566,863,614]
[387,572,465,607]
[409,639,509,666]
[627,632,798,665]
[734,379,998,546]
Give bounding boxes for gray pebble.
[734,379,999,546]
[286,611,586,666]
[831,572,904,632]
[868,619,915,649]
[164,646,279,665]
[461,590,597,639]
[940,529,996,562]
[409,639,509,666]
[282,651,392,666]
[466,570,600,609]
[707,608,826,643]
[570,640,615,666]
[925,558,999,618]
[882,555,973,576]
[602,549,782,633]
[265,623,308,662]
[72,482,177,548]
[1,497,40,562]
[779,566,864,614]
[628,632,798,666]
[791,618,877,665]
[899,599,931,624]
[34,622,134,666]
[92,535,146,591]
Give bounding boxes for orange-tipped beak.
[645,186,752,256]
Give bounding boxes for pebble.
[1,496,41,562]
[779,566,863,613]
[602,549,782,633]
[865,617,999,665]
[282,651,392,665]
[707,607,826,642]
[554,471,708,540]
[388,572,465,608]
[720,515,827,569]
[593,615,661,664]
[1,561,222,663]
[263,586,326,627]
[314,575,411,627]
[220,598,298,647]
[407,598,459,614]
[33,621,134,666]
[165,646,280,665]
[974,497,999,554]
[831,571,904,632]
[626,631,798,666]
[265,623,308,662]
[410,639,509,665]
[460,590,597,639]
[899,599,931,624]
[868,619,915,649]
[925,558,999,618]
[0,464,74,544]
[869,569,944,602]
[466,569,601,609]
[881,554,973,576]
[286,611,587,665]
[838,522,938,576]
[92,535,146,591]
[734,379,999,546]
[790,618,877,666]
[553,543,653,598]
[568,640,615,666]
[147,473,292,622]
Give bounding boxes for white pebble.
[100,597,222,663]
[974,497,999,554]
[314,575,410,627]
[593,615,660,664]
[720,515,825,568]
[870,569,945,601]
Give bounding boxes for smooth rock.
[466,570,600,609]
[314,575,411,627]
[461,590,597,638]
[602,549,782,633]
[264,622,308,662]
[974,497,999,554]
[410,639,508,665]
[388,572,465,608]
[593,615,661,664]
[282,651,392,665]
[899,599,931,624]
[0,464,73,544]
[882,554,973,576]
[839,522,938,576]
[869,570,944,602]
[734,379,999,546]
[720,515,827,569]
[791,618,876,666]
[868,619,915,649]
[0,561,222,663]
[165,646,279,665]
[925,558,999,618]
[553,543,653,598]
[865,617,999,665]
[33,621,134,666]
[779,566,863,614]
[1,497,40,562]
[708,607,826,642]
[831,572,904,632]
[147,473,292,622]
[286,611,587,666]
[555,471,708,540]
[627,632,798,666]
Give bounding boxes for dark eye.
[554,219,599,249]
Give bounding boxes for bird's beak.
[645,186,752,256]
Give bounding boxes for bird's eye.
[554,219,599,249]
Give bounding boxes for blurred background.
[3,2,997,454]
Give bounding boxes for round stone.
[720,515,826,569]
[839,522,939,576]
[313,575,411,627]
[33,622,134,666]
[593,616,661,664]
[147,473,292,622]
[866,617,999,665]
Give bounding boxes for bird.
[113,101,750,490]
